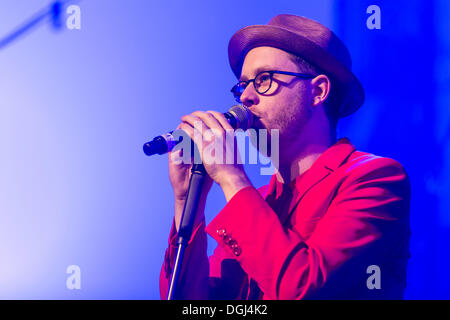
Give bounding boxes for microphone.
[143,105,254,156]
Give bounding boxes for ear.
[310,74,331,108]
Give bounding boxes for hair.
[287,52,341,137]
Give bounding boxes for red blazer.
[160,138,411,299]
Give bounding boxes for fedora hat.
[228,14,365,118]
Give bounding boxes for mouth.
[248,110,260,124]
[247,109,266,130]
[252,116,265,130]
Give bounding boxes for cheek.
[285,85,311,119]
[275,95,311,135]
[258,83,310,130]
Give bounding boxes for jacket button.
[233,247,242,256]
[223,235,232,245]
[228,239,237,247]
[217,228,226,237]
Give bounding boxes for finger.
[191,111,224,132]
[169,133,188,165]
[182,113,218,149]
[205,111,242,164]
[206,110,234,131]
[191,112,230,152]
[171,123,198,162]
[172,124,184,157]
[177,122,197,146]
[179,122,210,165]
[181,114,209,132]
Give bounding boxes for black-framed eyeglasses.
[230,70,315,103]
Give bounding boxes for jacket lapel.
[267,138,357,226]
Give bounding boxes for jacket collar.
[264,137,356,222]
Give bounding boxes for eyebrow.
[240,65,273,82]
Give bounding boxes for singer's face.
[239,46,313,155]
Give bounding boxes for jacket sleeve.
[159,220,250,300]
[205,157,411,299]
[159,219,209,299]
[159,186,270,300]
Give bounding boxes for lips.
[247,109,265,130]
[248,110,260,121]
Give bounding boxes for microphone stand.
[167,162,207,300]
[0,0,82,50]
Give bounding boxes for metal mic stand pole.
[167,162,207,300]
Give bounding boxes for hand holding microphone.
[143,105,254,156]
[143,105,254,231]
[148,106,255,299]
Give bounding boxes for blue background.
[0,0,448,299]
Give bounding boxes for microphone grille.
[228,105,254,131]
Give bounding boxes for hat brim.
[228,25,365,117]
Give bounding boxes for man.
[159,14,410,299]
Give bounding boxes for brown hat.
[228,14,364,118]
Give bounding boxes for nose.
[239,83,259,107]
